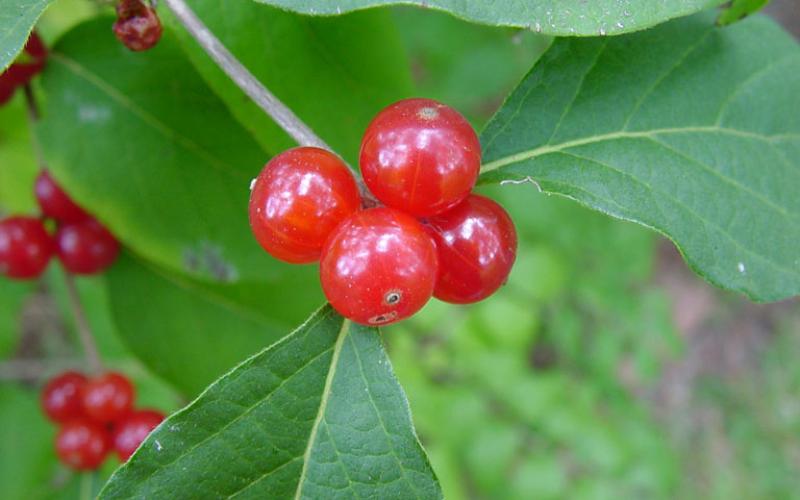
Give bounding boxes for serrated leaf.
[479,13,800,302]
[35,18,295,284]
[106,252,320,396]
[0,0,52,70]
[253,0,724,37]
[100,305,442,499]
[717,0,770,26]
[163,3,412,164]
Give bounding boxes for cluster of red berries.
[0,171,120,280]
[113,0,163,52]
[0,32,47,105]
[41,371,164,470]
[249,98,517,325]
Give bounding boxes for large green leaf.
[717,0,770,26]
[253,0,724,37]
[479,13,800,302]
[0,385,56,500]
[163,2,412,163]
[106,252,320,396]
[100,305,441,499]
[0,0,52,70]
[0,95,38,213]
[35,18,304,284]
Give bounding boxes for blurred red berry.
[0,32,48,104]
[55,218,120,275]
[112,409,165,461]
[0,215,54,279]
[35,171,91,224]
[81,372,135,423]
[55,419,111,471]
[249,147,361,263]
[113,0,163,52]
[41,371,88,424]
[425,195,517,304]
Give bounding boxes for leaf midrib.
[293,317,351,500]
[480,125,800,173]
[48,52,250,181]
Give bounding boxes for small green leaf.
[105,252,320,396]
[163,3,412,164]
[717,0,770,26]
[479,13,800,302]
[99,306,442,499]
[36,18,283,283]
[0,96,38,213]
[0,0,52,70]
[252,0,724,37]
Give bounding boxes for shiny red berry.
[112,409,165,461]
[55,218,120,275]
[0,216,54,279]
[34,171,90,224]
[359,98,481,217]
[425,195,517,304]
[113,0,163,52]
[249,147,361,264]
[320,207,438,325]
[55,419,111,471]
[41,371,88,423]
[81,372,135,423]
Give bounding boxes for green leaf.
[105,252,320,396]
[36,18,287,283]
[0,0,52,70]
[163,3,412,164]
[717,0,770,26]
[0,95,38,213]
[392,7,551,128]
[252,0,724,37]
[0,385,57,500]
[99,306,441,499]
[479,13,800,302]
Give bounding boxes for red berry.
[249,147,361,264]
[55,419,111,471]
[320,207,438,325]
[113,0,163,52]
[0,216,54,279]
[359,98,481,217]
[112,409,165,461]
[34,171,91,223]
[425,195,517,304]
[81,372,135,423]
[41,371,88,423]
[55,218,120,275]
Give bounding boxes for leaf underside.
[479,13,800,302]
[253,0,725,37]
[0,0,52,70]
[99,306,442,500]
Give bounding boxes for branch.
[0,359,82,381]
[161,0,377,204]
[161,0,329,149]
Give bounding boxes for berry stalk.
[63,273,103,374]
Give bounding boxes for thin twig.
[23,84,40,120]
[162,0,329,149]
[63,273,103,374]
[0,359,82,381]
[161,0,377,204]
